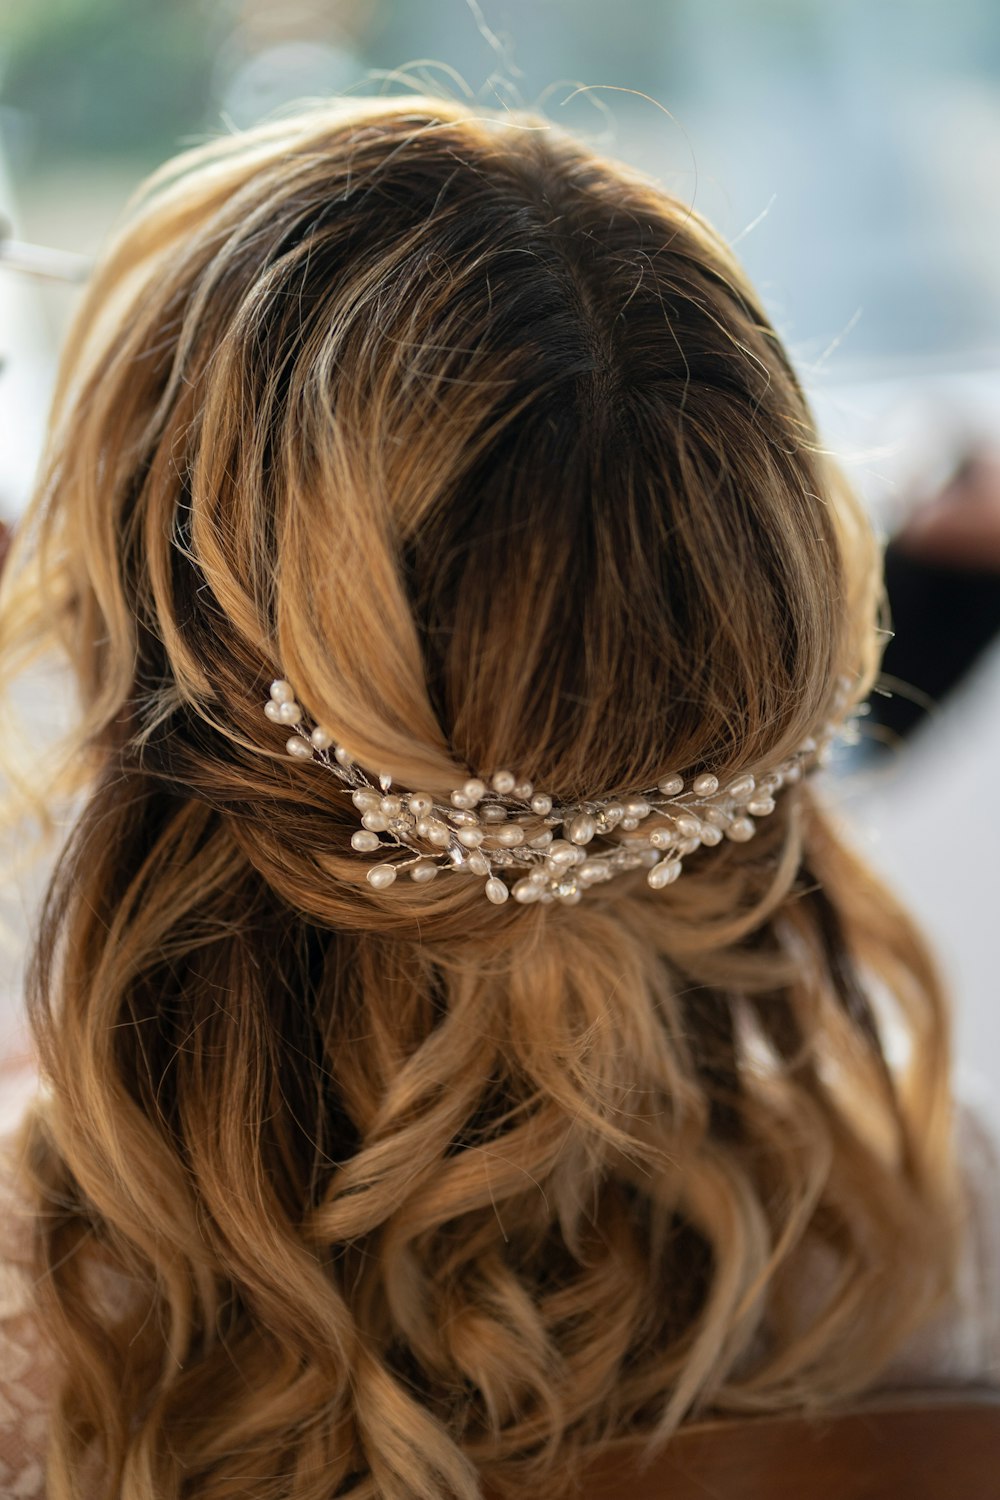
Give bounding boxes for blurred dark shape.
[868,450,1000,747]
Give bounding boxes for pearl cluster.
[263,676,858,907]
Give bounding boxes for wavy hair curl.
[1,97,958,1500]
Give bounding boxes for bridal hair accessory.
[263,676,858,906]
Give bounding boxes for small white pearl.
[448,809,476,826]
[351,830,381,852]
[408,793,434,815]
[657,774,684,796]
[546,840,577,865]
[491,770,516,794]
[702,806,729,828]
[334,746,354,768]
[427,824,451,847]
[378,773,392,792]
[577,861,606,885]
[677,837,701,856]
[494,825,525,847]
[458,827,484,847]
[481,805,507,823]
[463,779,486,803]
[746,797,776,817]
[566,813,596,845]
[310,727,333,750]
[264,700,283,723]
[529,867,550,885]
[649,828,673,848]
[379,795,402,816]
[513,879,541,903]
[620,817,639,831]
[415,817,433,838]
[277,700,302,725]
[700,824,723,846]
[410,862,438,883]
[286,737,312,759]
[784,763,803,784]
[560,888,583,905]
[451,791,472,809]
[528,830,553,849]
[647,859,682,889]
[530,793,553,816]
[352,789,380,812]
[726,817,756,842]
[513,781,533,800]
[467,851,490,876]
[624,797,651,819]
[367,865,396,890]
[270,679,294,704]
[361,811,389,832]
[726,775,756,801]
[485,877,509,905]
[675,814,701,838]
[693,773,719,797]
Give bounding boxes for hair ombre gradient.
[0,97,959,1500]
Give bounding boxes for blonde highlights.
[2,98,958,1499]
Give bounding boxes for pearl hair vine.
[262,675,859,907]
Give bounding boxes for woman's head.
[3,98,957,1500]
[32,96,877,943]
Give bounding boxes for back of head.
[1,97,958,1500]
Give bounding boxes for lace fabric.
[0,1057,997,1499]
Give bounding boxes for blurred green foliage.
[0,0,224,163]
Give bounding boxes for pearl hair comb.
[262,676,858,906]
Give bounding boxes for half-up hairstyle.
[0,96,959,1500]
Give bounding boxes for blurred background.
[0,0,998,1113]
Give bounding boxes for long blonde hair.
[2,97,958,1500]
